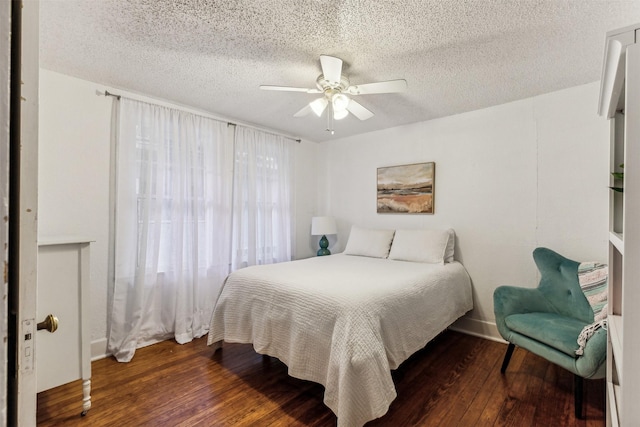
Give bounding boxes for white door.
[15,1,40,426]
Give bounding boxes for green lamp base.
[317,235,331,256]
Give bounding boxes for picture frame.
[377,162,435,214]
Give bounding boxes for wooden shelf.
[38,235,95,246]
[608,381,620,427]
[610,231,624,255]
[599,25,636,118]
[609,314,623,376]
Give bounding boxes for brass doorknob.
[37,314,59,333]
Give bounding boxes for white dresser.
[37,237,93,415]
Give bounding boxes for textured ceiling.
[40,1,640,142]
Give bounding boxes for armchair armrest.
[575,327,607,379]
[493,285,553,341]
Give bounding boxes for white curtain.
[108,99,295,362]
[108,99,233,362]
[231,127,293,270]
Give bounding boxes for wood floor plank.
[415,336,490,425]
[368,332,468,426]
[478,343,531,426]
[444,338,501,426]
[36,331,605,426]
[455,339,504,426]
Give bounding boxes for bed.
[207,227,473,426]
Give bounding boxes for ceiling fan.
[260,55,407,134]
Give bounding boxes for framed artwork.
[377,162,435,214]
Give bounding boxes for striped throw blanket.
[575,262,608,356]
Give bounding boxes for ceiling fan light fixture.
[333,108,349,120]
[309,98,328,116]
[260,55,407,132]
[332,93,350,112]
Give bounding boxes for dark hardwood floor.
[37,330,605,426]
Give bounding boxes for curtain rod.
[104,90,121,100]
[98,90,301,143]
[225,122,301,143]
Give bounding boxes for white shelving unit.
[598,24,640,427]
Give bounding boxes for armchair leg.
[500,343,516,374]
[574,375,583,419]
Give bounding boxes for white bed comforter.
[207,254,473,427]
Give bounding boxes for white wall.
[39,69,609,351]
[38,69,320,358]
[319,82,609,340]
[293,138,322,258]
[39,70,111,358]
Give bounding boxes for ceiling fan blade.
[346,99,374,121]
[294,97,328,117]
[293,104,313,117]
[320,55,343,86]
[260,85,321,94]
[346,79,407,95]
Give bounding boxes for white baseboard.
[91,338,110,361]
[449,316,507,344]
[91,336,169,361]
[90,318,505,362]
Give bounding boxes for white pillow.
[444,228,455,263]
[343,226,395,258]
[388,228,456,264]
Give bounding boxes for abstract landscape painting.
[377,162,435,214]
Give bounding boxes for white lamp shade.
[332,93,350,111]
[311,216,337,236]
[309,98,329,117]
[333,108,349,120]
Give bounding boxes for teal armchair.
[493,247,607,418]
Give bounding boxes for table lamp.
[311,216,337,256]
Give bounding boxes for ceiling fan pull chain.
[327,103,335,135]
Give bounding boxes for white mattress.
[207,254,473,426]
